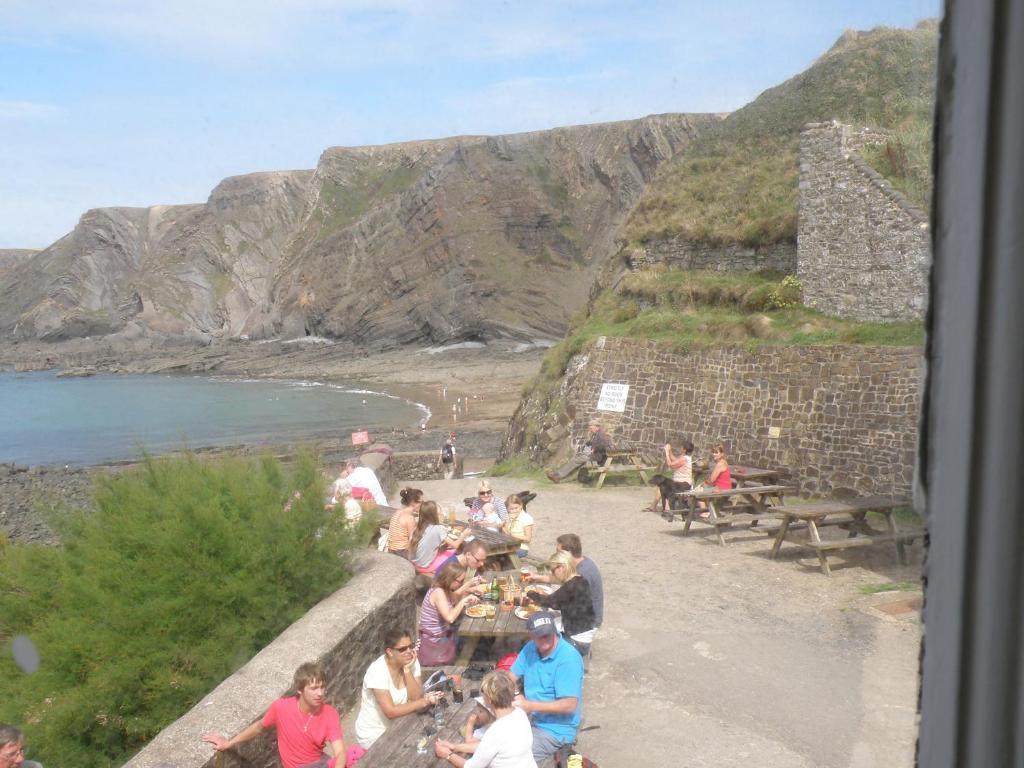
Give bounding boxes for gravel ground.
[402,476,923,768]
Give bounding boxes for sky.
[0,0,940,249]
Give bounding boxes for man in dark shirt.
[546,420,615,483]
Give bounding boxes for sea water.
[0,371,427,466]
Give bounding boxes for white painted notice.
[596,382,630,412]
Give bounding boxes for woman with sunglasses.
[468,480,507,523]
[418,560,480,666]
[354,628,445,749]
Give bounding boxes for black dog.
[516,490,538,512]
[647,473,688,520]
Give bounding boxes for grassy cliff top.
[625,22,938,247]
[531,269,923,399]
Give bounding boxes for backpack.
[441,443,454,463]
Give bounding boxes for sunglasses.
[479,491,493,496]
[391,644,415,653]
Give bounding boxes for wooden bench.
[677,484,790,546]
[768,496,923,575]
[590,450,656,489]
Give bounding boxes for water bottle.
[433,700,445,729]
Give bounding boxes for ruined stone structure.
[798,121,930,321]
[124,552,417,768]
[624,238,796,274]
[508,337,922,498]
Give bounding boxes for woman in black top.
[526,550,596,656]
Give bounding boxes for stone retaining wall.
[390,450,464,481]
[625,238,796,274]
[124,551,417,768]
[797,121,930,321]
[520,337,921,498]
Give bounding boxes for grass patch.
[0,450,363,767]
[890,505,924,528]
[860,580,920,595]
[859,121,933,210]
[626,23,938,247]
[488,455,550,481]
[318,163,421,234]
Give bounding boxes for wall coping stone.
[123,550,415,768]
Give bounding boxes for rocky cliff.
[0,114,716,346]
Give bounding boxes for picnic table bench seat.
[768,496,922,575]
[675,484,790,545]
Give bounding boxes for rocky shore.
[0,339,544,545]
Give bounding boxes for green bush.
[0,450,361,767]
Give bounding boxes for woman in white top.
[647,438,694,513]
[500,495,534,558]
[434,670,537,768]
[354,628,444,749]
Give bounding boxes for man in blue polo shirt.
[511,611,584,761]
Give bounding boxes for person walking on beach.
[202,662,346,768]
[437,437,457,479]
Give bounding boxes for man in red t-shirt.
[203,662,345,768]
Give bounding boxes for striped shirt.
[419,587,450,638]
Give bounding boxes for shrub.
[765,275,803,310]
[0,450,360,767]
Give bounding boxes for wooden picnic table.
[678,484,790,546]
[454,573,535,666]
[358,689,556,768]
[591,449,656,489]
[768,496,923,576]
[450,521,525,570]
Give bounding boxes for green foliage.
[0,451,360,767]
[488,455,549,481]
[765,275,803,310]
[627,24,938,247]
[859,121,933,210]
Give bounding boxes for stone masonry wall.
[625,238,796,274]
[798,121,930,321]
[124,552,417,768]
[557,337,921,498]
[391,450,465,481]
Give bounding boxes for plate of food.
[465,604,488,618]
[514,605,542,620]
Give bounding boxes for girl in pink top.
[697,444,732,519]
[707,444,732,491]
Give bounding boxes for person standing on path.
[437,437,457,479]
[202,662,346,768]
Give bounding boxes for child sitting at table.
[462,695,496,745]
[470,502,502,529]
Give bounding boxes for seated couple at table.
[522,551,597,657]
[435,611,585,766]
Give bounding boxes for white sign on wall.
[596,382,630,412]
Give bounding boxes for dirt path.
[403,477,922,768]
